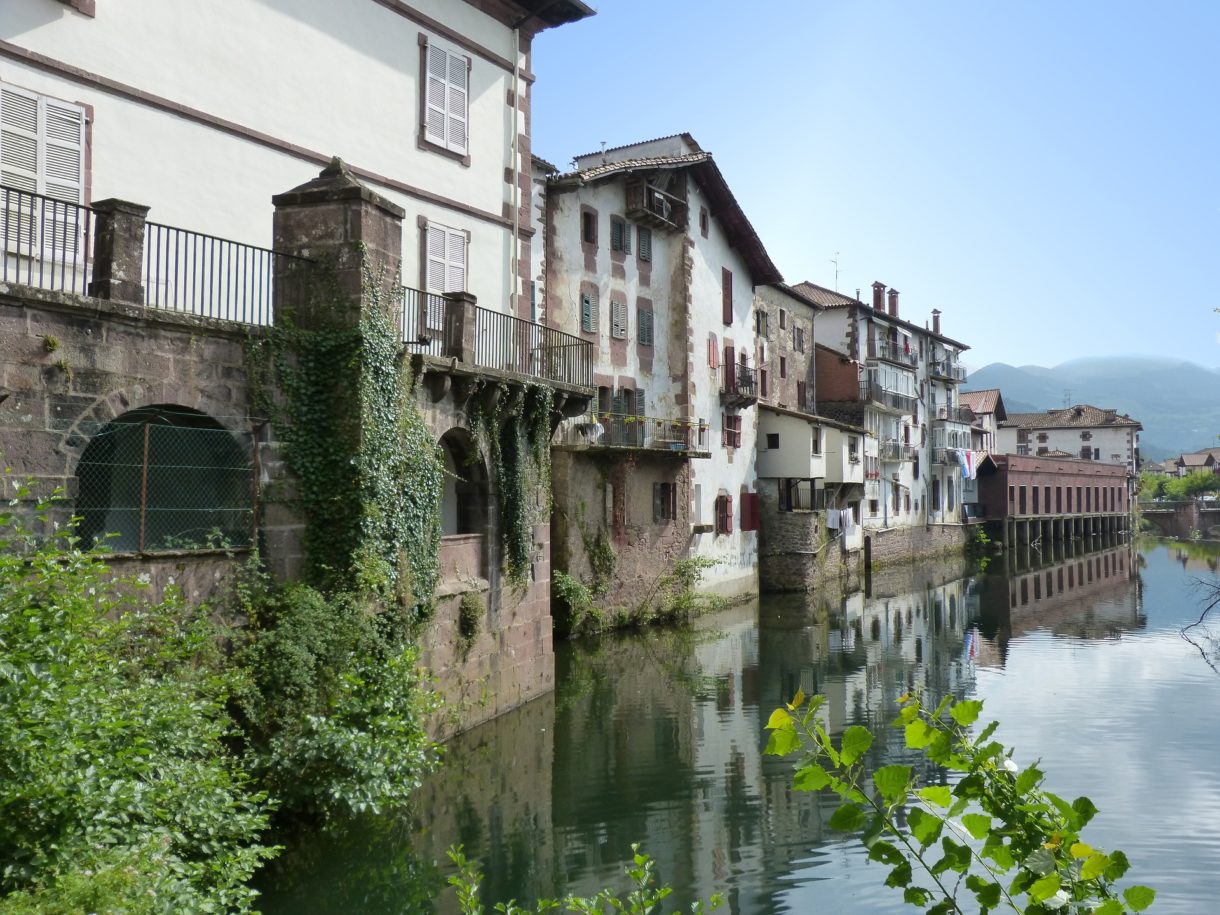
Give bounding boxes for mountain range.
[964,357,1220,462]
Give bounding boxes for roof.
[792,280,970,350]
[531,154,559,174]
[1000,404,1142,431]
[791,281,858,308]
[762,282,823,312]
[960,389,1007,421]
[1178,452,1216,467]
[513,0,596,29]
[1045,449,1075,458]
[572,133,703,163]
[549,147,783,286]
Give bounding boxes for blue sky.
[531,1,1220,371]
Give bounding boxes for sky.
[530,1,1220,371]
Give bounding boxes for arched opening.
[74,405,253,551]
[439,429,488,536]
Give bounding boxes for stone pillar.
[443,290,479,362]
[88,198,149,303]
[271,157,404,329]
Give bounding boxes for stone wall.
[551,448,692,620]
[757,476,861,594]
[867,522,970,569]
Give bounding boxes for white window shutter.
[425,225,446,292]
[42,97,85,256]
[445,52,468,154]
[444,228,466,292]
[424,45,448,147]
[0,86,39,194]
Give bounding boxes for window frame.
[419,35,471,163]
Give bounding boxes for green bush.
[0,484,273,910]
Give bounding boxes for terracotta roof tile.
[960,389,1001,416]
[791,281,858,308]
[1000,404,1141,430]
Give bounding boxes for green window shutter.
[611,300,627,339]
[581,292,599,333]
[638,226,651,261]
[638,307,653,345]
[622,221,631,254]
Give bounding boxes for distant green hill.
[965,357,1220,462]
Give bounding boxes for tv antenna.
[830,252,840,291]
[1062,388,1072,408]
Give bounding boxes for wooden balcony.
[721,363,758,407]
[625,176,688,232]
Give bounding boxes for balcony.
[931,360,968,383]
[721,362,758,407]
[878,439,915,462]
[934,405,974,424]
[556,412,710,458]
[860,379,917,415]
[625,176,688,232]
[401,285,594,390]
[867,338,918,369]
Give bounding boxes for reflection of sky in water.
[255,543,1220,915]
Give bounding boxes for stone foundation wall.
[758,478,862,595]
[867,522,970,569]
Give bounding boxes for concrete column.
[88,198,150,303]
[271,157,405,329]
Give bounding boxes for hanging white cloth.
[826,508,841,529]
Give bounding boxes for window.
[722,413,742,448]
[811,426,821,455]
[638,226,652,262]
[424,222,466,331]
[760,368,768,398]
[1037,447,1048,456]
[422,41,469,156]
[766,433,779,450]
[722,268,733,325]
[700,206,709,237]
[637,307,654,345]
[1080,431,1093,441]
[1079,445,1091,460]
[581,211,597,245]
[581,290,599,333]
[868,499,879,516]
[610,216,631,253]
[0,83,86,251]
[707,334,719,368]
[693,483,703,525]
[1037,432,1048,443]
[653,482,677,522]
[848,436,860,463]
[756,309,769,338]
[610,299,627,339]
[779,308,787,329]
[740,490,761,532]
[1093,447,1100,460]
[714,493,733,534]
[794,326,805,353]
[796,380,806,409]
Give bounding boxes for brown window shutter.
[725,494,734,533]
[722,268,733,325]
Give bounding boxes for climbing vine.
[248,253,443,623]
[466,381,554,587]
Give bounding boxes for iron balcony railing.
[558,412,709,453]
[935,405,975,424]
[721,362,758,399]
[878,439,915,462]
[144,222,311,325]
[400,285,594,389]
[868,338,918,368]
[1,185,94,296]
[931,360,968,382]
[860,379,917,414]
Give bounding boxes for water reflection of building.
[971,543,1142,667]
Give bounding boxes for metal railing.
[400,286,593,389]
[868,338,918,367]
[935,405,975,423]
[878,439,914,462]
[1,185,94,295]
[931,360,968,382]
[399,284,448,356]
[722,362,758,398]
[473,304,592,388]
[143,221,311,325]
[558,412,708,453]
[860,379,917,414]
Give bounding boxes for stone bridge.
[1140,501,1220,539]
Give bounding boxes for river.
[256,537,1220,913]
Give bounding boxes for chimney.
[932,309,941,335]
[871,281,886,312]
[887,288,899,317]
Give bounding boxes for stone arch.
[74,403,254,551]
[439,427,489,537]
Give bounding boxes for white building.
[2,0,592,320]
[543,134,782,602]
[802,281,971,531]
[998,405,1141,476]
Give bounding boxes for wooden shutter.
[0,85,39,194]
[653,483,663,521]
[638,226,652,262]
[424,43,468,154]
[446,52,468,153]
[725,494,734,533]
[724,345,735,390]
[797,380,806,409]
[611,299,627,339]
[637,307,653,345]
[581,290,598,333]
[722,267,733,325]
[721,412,728,447]
[610,218,623,251]
[708,334,719,368]
[635,389,646,419]
[424,45,448,147]
[760,368,768,398]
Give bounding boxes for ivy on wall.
[250,255,443,624]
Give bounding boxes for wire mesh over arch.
[74,405,254,552]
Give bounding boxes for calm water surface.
[258,539,1220,913]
